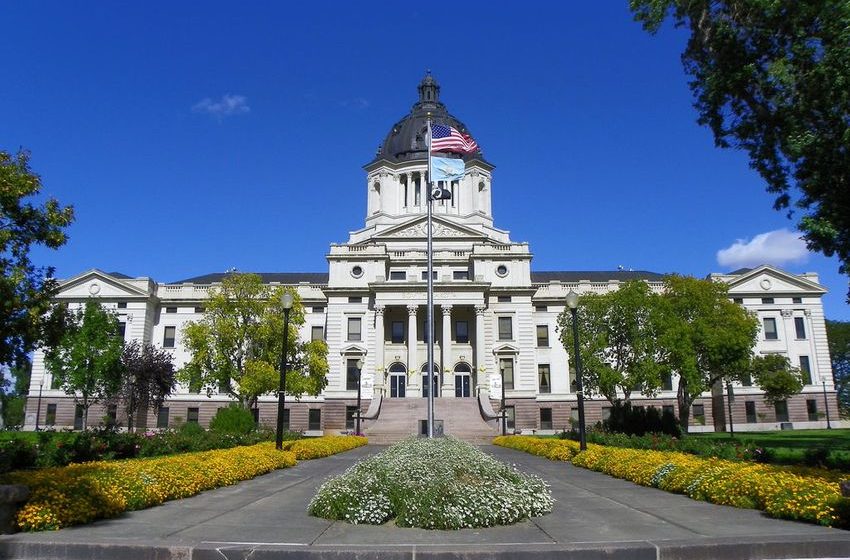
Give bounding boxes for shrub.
[603,402,681,437]
[209,405,256,435]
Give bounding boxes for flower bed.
[4,436,367,531]
[494,435,849,527]
[308,437,553,529]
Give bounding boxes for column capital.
[407,304,418,315]
[781,309,793,317]
[803,309,812,317]
[441,304,453,316]
[475,304,487,316]
[375,305,385,316]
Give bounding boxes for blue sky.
[3,2,848,320]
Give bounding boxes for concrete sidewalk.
[1,444,849,559]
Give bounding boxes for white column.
[374,305,385,392]
[441,305,453,397]
[475,305,487,392]
[407,305,418,390]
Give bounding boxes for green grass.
[0,431,43,444]
[691,429,850,450]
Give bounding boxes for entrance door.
[390,374,406,398]
[455,374,471,398]
[422,374,440,398]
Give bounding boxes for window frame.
[455,320,469,344]
[347,317,362,342]
[538,364,551,394]
[536,324,549,347]
[308,409,321,431]
[391,321,405,344]
[794,317,807,339]
[498,316,513,341]
[163,326,176,348]
[763,317,779,340]
[499,358,514,390]
[540,408,553,430]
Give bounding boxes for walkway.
[1,444,849,559]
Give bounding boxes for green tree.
[180,273,328,408]
[557,280,664,404]
[826,319,850,414]
[630,1,850,299]
[657,275,759,432]
[0,150,74,370]
[0,358,31,427]
[748,354,804,406]
[44,301,124,429]
[119,340,176,432]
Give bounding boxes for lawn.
[691,429,850,450]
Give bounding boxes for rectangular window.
[775,400,789,422]
[453,270,469,280]
[763,318,778,340]
[46,403,57,426]
[535,305,547,312]
[807,399,819,421]
[421,271,438,281]
[498,296,511,303]
[281,409,290,431]
[311,326,324,341]
[312,306,325,313]
[346,406,358,430]
[794,317,806,339]
[733,298,743,304]
[745,401,757,423]
[662,405,675,419]
[392,321,405,343]
[157,407,170,428]
[601,406,612,422]
[799,355,812,385]
[194,306,206,314]
[187,407,200,424]
[538,364,551,394]
[346,359,360,391]
[118,322,126,339]
[792,297,802,304]
[741,370,753,386]
[536,325,549,347]
[348,296,362,303]
[456,321,469,344]
[540,408,553,430]
[308,409,321,431]
[117,302,127,309]
[422,320,430,342]
[347,317,361,341]
[500,358,514,390]
[761,297,774,304]
[74,404,84,430]
[166,307,177,314]
[661,371,673,391]
[505,406,515,430]
[106,404,117,423]
[692,404,706,424]
[498,317,513,340]
[163,326,176,348]
[390,271,406,280]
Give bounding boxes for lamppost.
[276,292,294,450]
[500,363,507,436]
[566,290,587,451]
[823,381,832,429]
[355,358,364,435]
[35,382,43,431]
[726,381,735,438]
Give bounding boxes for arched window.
[421,363,440,398]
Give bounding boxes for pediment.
[58,269,150,299]
[492,343,520,355]
[374,216,487,241]
[340,344,368,356]
[725,265,826,295]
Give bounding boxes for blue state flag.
[431,156,465,182]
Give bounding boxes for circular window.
[496,265,508,277]
[88,282,101,295]
[760,278,772,290]
[351,265,364,278]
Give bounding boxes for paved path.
[1,444,849,559]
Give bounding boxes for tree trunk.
[134,403,149,432]
[710,379,727,432]
[677,381,691,434]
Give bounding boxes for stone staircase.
[363,398,498,444]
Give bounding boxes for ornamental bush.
[495,435,847,527]
[209,404,257,435]
[309,437,553,529]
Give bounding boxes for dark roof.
[531,270,666,283]
[107,271,133,279]
[729,267,753,275]
[173,272,329,285]
[370,72,489,165]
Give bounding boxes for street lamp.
[823,381,832,429]
[276,291,294,450]
[566,290,587,451]
[726,382,735,438]
[500,362,507,436]
[355,358,364,435]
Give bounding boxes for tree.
[630,1,850,299]
[119,340,176,432]
[180,273,328,409]
[826,319,850,414]
[557,280,664,404]
[44,301,124,429]
[0,150,74,371]
[656,275,759,433]
[0,358,32,428]
[748,354,804,406]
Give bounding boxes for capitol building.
[24,74,839,438]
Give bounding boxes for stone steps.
[363,398,498,444]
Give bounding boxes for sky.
[2,2,848,321]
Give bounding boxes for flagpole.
[426,116,435,438]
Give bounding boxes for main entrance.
[454,363,472,397]
[422,363,440,398]
[388,362,406,398]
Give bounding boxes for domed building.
[24,73,840,437]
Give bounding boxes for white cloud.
[717,229,809,269]
[192,94,250,119]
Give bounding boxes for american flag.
[430,123,479,154]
